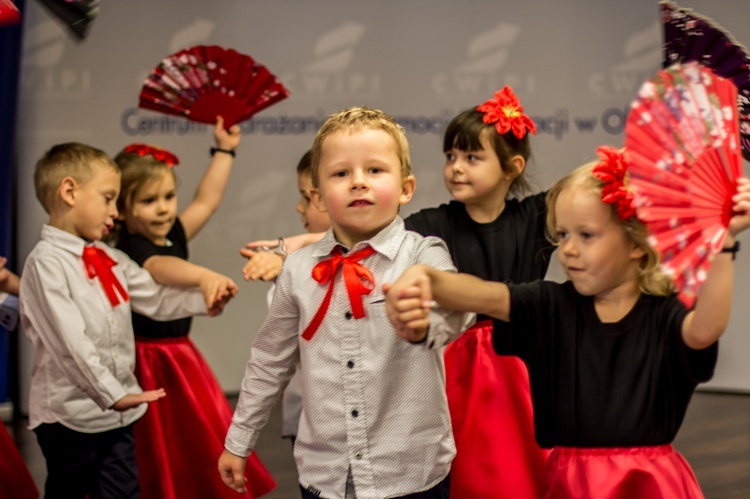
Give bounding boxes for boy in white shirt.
[20,143,216,498]
[219,107,475,499]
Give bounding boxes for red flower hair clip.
[592,146,636,220]
[477,86,537,139]
[123,144,180,167]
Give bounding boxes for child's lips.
[349,199,373,207]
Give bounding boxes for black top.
[493,280,718,448]
[405,193,553,281]
[116,218,192,338]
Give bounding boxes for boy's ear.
[399,175,416,205]
[310,189,327,214]
[507,155,526,180]
[59,176,77,207]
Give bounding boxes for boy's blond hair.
[545,161,674,297]
[311,107,412,187]
[34,143,118,214]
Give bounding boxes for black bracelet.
[720,241,740,260]
[210,147,236,157]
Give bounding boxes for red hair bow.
[477,86,537,140]
[123,144,180,167]
[592,146,636,220]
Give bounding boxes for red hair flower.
[123,144,180,167]
[592,145,636,220]
[477,86,537,139]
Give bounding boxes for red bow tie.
[301,245,376,341]
[82,246,129,307]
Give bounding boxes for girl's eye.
[445,152,455,162]
[369,167,382,174]
[333,170,347,177]
[555,231,568,241]
[580,232,593,240]
[141,197,156,204]
[166,192,176,200]
[467,154,478,161]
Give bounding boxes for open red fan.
[660,1,750,159]
[624,62,743,307]
[138,45,289,128]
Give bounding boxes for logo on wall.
[279,22,380,99]
[20,19,91,97]
[432,22,535,97]
[587,21,661,99]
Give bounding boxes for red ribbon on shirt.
[82,246,129,307]
[301,246,376,341]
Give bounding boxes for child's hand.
[214,116,241,151]
[383,265,433,343]
[218,449,248,493]
[728,178,750,237]
[201,272,239,316]
[240,250,284,281]
[112,389,166,411]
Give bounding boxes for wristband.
[210,147,236,157]
[275,237,288,257]
[720,241,740,260]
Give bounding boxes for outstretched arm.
[682,178,750,349]
[384,264,510,342]
[143,255,238,316]
[180,116,242,241]
[0,256,20,295]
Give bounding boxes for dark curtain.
[0,0,25,411]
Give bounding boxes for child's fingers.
[240,248,258,259]
[245,239,277,250]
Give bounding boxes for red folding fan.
[624,62,743,307]
[0,0,20,26]
[138,45,290,128]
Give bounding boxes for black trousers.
[34,422,140,499]
[300,474,450,499]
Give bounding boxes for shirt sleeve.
[415,236,476,348]
[115,249,207,320]
[225,260,302,456]
[21,255,128,410]
[492,280,551,360]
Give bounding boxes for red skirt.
[0,421,38,499]
[445,320,548,498]
[134,336,276,499]
[543,445,704,499]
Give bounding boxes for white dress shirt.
[226,217,475,499]
[20,224,207,433]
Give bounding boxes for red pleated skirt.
[445,320,548,498]
[0,421,39,499]
[134,336,276,499]
[543,445,704,498]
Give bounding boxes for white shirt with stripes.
[226,217,475,499]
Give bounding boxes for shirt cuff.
[224,424,259,457]
[423,308,476,349]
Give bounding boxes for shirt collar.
[312,216,406,262]
[41,224,118,259]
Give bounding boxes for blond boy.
[20,143,208,498]
[220,108,474,499]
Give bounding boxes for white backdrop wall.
[14,0,750,409]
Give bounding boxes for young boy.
[20,143,213,498]
[219,107,475,499]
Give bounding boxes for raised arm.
[682,178,750,349]
[180,116,241,240]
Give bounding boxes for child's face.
[68,164,120,242]
[553,185,645,298]
[296,172,331,233]
[443,129,509,208]
[313,128,414,247]
[123,170,178,245]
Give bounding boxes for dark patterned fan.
[661,0,750,160]
[36,0,99,40]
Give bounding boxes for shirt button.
[355,451,363,459]
[347,360,354,369]
[345,311,353,320]
[351,409,359,417]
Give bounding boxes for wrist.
[720,240,740,260]
[210,147,236,157]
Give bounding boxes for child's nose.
[351,170,367,188]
